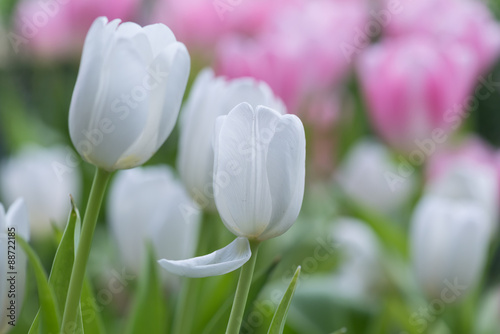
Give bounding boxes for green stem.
[172,212,214,334]
[60,168,111,334]
[226,241,260,334]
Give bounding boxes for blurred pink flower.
[357,37,478,152]
[426,136,497,182]
[216,0,367,112]
[12,0,140,59]
[151,0,293,51]
[384,0,500,73]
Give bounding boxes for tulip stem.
[226,240,261,334]
[61,168,111,334]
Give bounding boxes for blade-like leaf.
[126,243,167,334]
[17,236,60,334]
[29,197,82,334]
[81,277,106,334]
[268,266,301,334]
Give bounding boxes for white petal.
[214,103,277,238]
[75,37,150,170]
[6,198,29,240]
[115,42,190,169]
[177,69,219,210]
[0,203,5,232]
[142,24,176,57]
[260,111,306,240]
[158,237,251,277]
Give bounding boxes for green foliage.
[268,266,301,334]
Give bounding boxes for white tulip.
[159,103,306,277]
[69,17,190,171]
[214,103,306,241]
[330,217,381,301]
[410,195,491,300]
[177,68,285,211]
[108,165,200,273]
[0,146,81,236]
[0,199,29,331]
[336,139,416,214]
[427,161,498,236]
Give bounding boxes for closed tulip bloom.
[0,199,29,331]
[69,17,190,171]
[0,146,81,236]
[108,165,200,273]
[384,0,500,73]
[410,195,491,300]
[160,103,306,277]
[357,37,477,152]
[336,139,416,215]
[330,217,381,301]
[177,68,285,211]
[214,103,306,241]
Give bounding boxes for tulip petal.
[0,203,5,232]
[261,111,306,240]
[83,37,151,170]
[214,103,281,238]
[6,198,29,239]
[158,237,251,277]
[142,24,176,58]
[115,42,190,169]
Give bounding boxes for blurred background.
[2,0,500,333]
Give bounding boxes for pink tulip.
[426,136,500,209]
[426,136,497,182]
[215,0,367,112]
[12,0,140,59]
[384,0,500,73]
[357,37,478,152]
[151,0,292,51]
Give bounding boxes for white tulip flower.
[108,165,200,273]
[177,68,285,211]
[0,199,29,331]
[330,217,381,301]
[160,103,306,277]
[0,146,81,236]
[69,17,190,171]
[427,162,498,236]
[410,195,491,300]
[336,139,416,215]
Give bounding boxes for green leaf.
[268,266,301,334]
[29,197,82,334]
[125,243,167,334]
[81,277,106,334]
[17,236,60,334]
